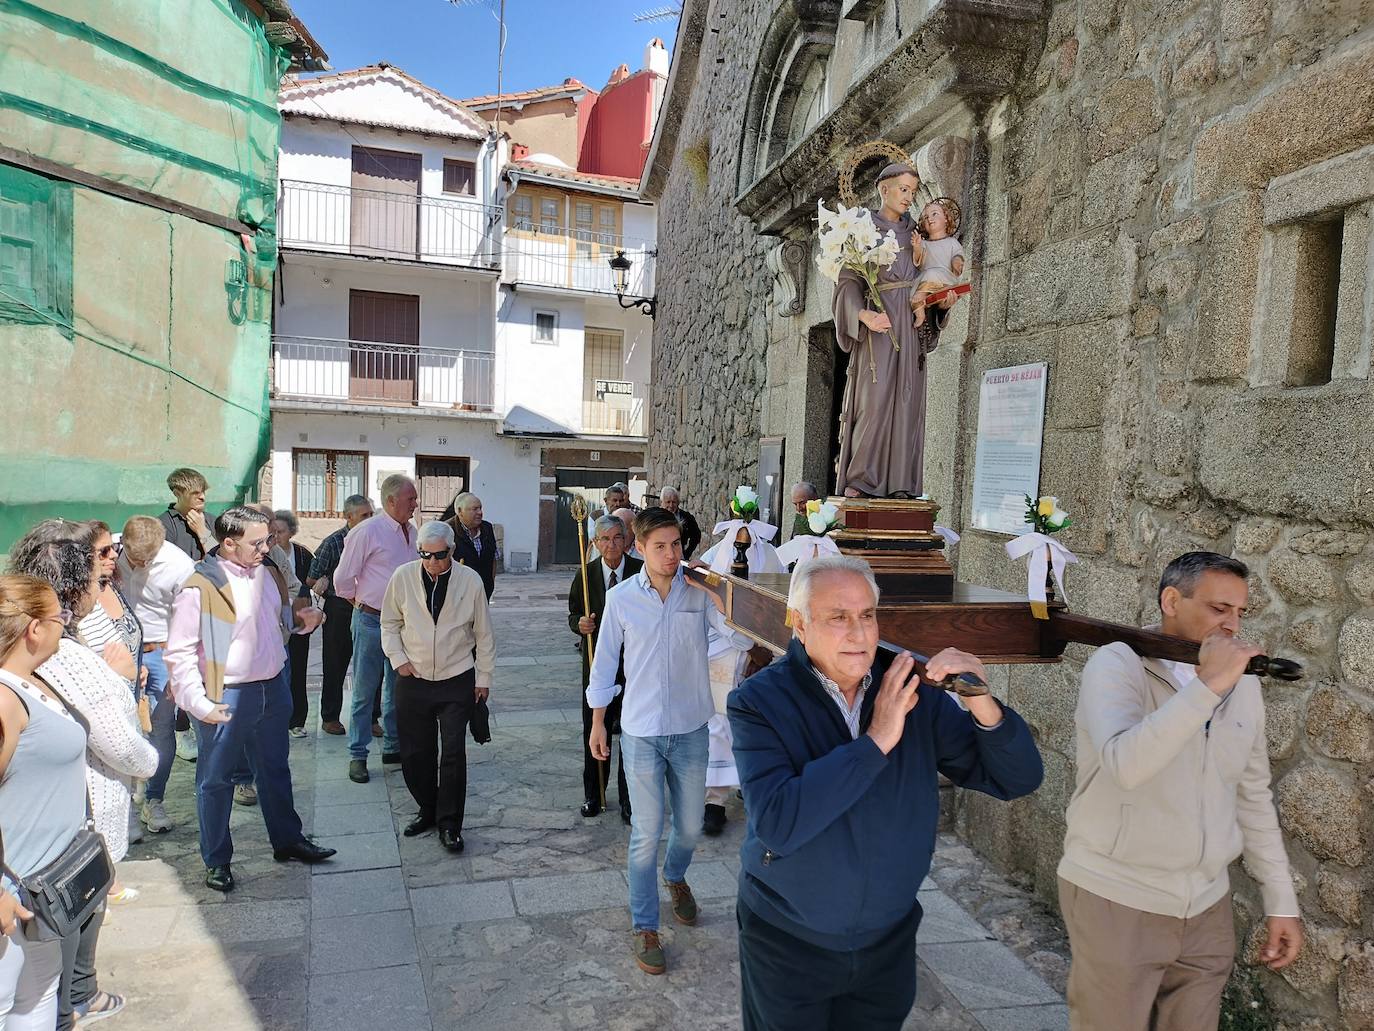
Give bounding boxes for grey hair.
[380,474,414,502]
[214,505,269,542]
[342,494,371,515]
[7,522,97,618]
[417,521,456,549]
[791,481,819,500]
[660,486,680,501]
[1158,552,1249,605]
[273,509,299,536]
[605,482,629,498]
[593,514,625,538]
[454,491,481,512]
[788,555,880,622]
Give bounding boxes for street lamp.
[609,249,656,318]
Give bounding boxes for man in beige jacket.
[1059,551,1302,1030]
[381,520,494,853]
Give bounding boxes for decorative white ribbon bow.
[775,533,841,570]
[935,525,960,546]
[1005,532,1078,620]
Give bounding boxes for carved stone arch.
[737,1,843,197]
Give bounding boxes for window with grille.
[442,159,475,196]
[0,164,72,331]
[294,449,367,517]
[599,204,618,245]
[575,201,594,258]
[511,194,533,230]
[539,197,561,234]
[534,310,558,344]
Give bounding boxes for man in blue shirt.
[728,554,1044,1030]
[587,507,752,976]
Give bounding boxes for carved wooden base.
[829,496,954,600]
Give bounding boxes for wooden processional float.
[684,497,1303,696]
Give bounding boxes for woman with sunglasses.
[8,524,158,1029]
[0,573,90,1031]
[72,522,144,695]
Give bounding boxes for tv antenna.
[445,0,508,134]
[634,4,681,22]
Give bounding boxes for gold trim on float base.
[832,528,944,543]
[828,496,942,516]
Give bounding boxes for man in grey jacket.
[1058,552,1302,1030]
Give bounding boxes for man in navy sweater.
[728,555,1043,1030]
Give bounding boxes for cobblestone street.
[98,573,1068,1030]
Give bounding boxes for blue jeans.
[349,608,398,760]
[142,647,177,802]
[622,725,709,931]
[193,669,304,867]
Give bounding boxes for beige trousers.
[1058,878,1235,1031]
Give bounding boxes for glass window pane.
[335,453,364,504]
[295,451,327,513]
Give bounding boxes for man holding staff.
[568,512,641,821]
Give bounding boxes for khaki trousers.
[1059,878,1235,1031]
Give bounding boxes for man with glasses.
[568,514,643,821]
[380,521,494,853]
[165,506,333,892]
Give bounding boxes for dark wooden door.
[350,146,421,257]
[349,289,419,404]
[554,467,628,565]
[416,456,470,525]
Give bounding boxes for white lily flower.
[736,485,759,507]
[818,501,839,523]
[808,511,829,534]
[817,199,838,230]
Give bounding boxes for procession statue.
[817,141,967,499]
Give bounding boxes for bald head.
[612,507,637,546]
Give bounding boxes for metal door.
[554,467,628,565]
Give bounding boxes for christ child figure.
[910,199,965,328]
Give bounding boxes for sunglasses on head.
[418,548,451,560]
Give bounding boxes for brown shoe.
[371,721,383,738]
[322,720,345,736]
[665,880,698,926]
[631,929,666,975]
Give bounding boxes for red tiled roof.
[510,160,640,190]
[460,78,593,108]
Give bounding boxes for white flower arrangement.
[805,499,843,535]
[730,485,760,519]
[815,200,901,307]
[1025,494,1071,534]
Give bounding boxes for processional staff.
[570,496,608,814]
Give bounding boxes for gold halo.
[838,140,918,208]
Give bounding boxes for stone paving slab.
[492,708,571,726]
[309,964,432,1031]
[511,869,629,916]
[920,940,1066,1010]
[308,800,396,838]
[313,775,389,806]
[311,866,410,920]
[917,887,997,944]
[975,1002,1071,1030]
[309,829,400,873]
[410,880,517,926]
[310,908,420,974]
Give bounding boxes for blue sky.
[293,0,678,100]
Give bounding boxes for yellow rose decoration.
[806,499,822,514]
[1037,496,1057,518]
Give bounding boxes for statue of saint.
[832,164,961,498]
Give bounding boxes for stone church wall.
[648,1,1374,1022]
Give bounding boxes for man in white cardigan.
[381,521,495,854]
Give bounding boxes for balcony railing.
[271,336,496,411]
[582,396,645,436]
[278,180,503,268]
[504,230,656,297]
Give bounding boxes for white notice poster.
[970,362,1049,535]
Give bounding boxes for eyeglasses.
[98,543,123,559]
[42,609,74,628]
[418,548,451,560]
[595,535,626,546]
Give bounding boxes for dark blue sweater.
[728,639,1044,951]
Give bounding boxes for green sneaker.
[632,928,666,975]
[665,879,698,926]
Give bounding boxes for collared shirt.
[333,511,415,610]
[602,557,626,589]
[164,559,287,719]
[586,567,753,737]
[158,504,209,561]
[116,541,195,640]
[308,525,349,598]
[422,566,452,622]
[812,665,873,740]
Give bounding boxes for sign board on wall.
[595,379,634,409]
[970,362,1049,535]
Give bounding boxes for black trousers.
[580,690,628,807]
[319,596,353,722]
[737,896,920,1031]
[57,901,104,1029]
[287,630,312,728]
[396,670,474,830]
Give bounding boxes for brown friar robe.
[833,209,947,498]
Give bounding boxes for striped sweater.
[179,557,291,705]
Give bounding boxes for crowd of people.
[0,467,1307,1031]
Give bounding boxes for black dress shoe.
[404,815,435,837]
[579,800,601,817]
[703,803,727,836]
[620,804,632,826]
[348,759,369,784]
[382,751,402,765]
[205,865,234,892]
[274,839,338,864]
[439,828,464,853]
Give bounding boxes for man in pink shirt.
[166,506,335,892]
[333,474,419,783]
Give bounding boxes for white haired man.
[334,473,419,783]
[728,555,1042,1029]
[381,521,495,853]
[659,487,701,559]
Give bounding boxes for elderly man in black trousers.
[569,514,642,821]
[445,492,498,600]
